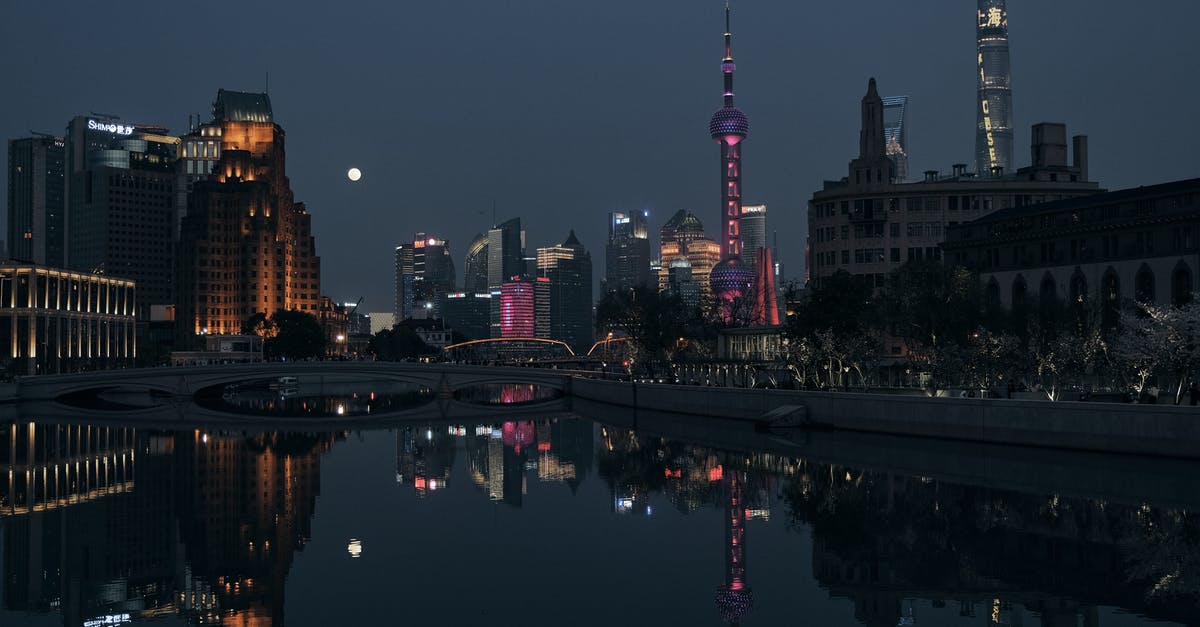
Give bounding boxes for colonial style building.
[176,90,323,344]
[808,79,1102,290]
[0,262,136,375]
[943,178,1200,314]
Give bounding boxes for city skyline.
[2,1,1198,310]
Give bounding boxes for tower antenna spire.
[724,1,733,62]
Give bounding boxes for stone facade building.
[808,79,1101,290]
[943,178,1200,315]
[176,90,322,342]
[0,262,136,375]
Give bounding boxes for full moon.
[347,167,362,182]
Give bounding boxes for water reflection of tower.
[715,467,753,624]
[175,431,338,626]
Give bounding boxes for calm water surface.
[1,391,1197,626]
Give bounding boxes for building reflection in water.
[0,421,342,627]
[400,417,593,504]
[4,416,1200,626]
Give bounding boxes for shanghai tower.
[975,0,1013,176]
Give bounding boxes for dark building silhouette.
[7,136,65,265]
[64,115,178,322]
[537,230,593,352]
[606,211,651,292]
[395,233,456,320]
[808,78,1101,297]
[943,177,1200,317]
[176,89,323,342]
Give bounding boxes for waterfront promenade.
[3,362,1198,459]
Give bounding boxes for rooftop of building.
[212,89,273,123]
[959,177,1200,227]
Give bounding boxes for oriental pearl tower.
[708,1,755,315]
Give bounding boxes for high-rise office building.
[537,230,593,352]
[487,217,523,291]
[708,3,755,306]
[659,209,721,300]
[64,116,179,318]
[176,118,224,241]
[499,279,535,338]
[463,232,490,294]
[7,136,65,265]
[177,89,323,340]
[882,96,910,182]
[443,292,491,340]
[740,204,767,270]
[666,258,701,312]
[394,233,456,321]
[605,210,650,292]
[534,276,552,339]
[394,243,414,321]
[976,0,1014,176]
[487,217,524,337]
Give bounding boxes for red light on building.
[709,465,724,482]
[537,442,551,451]
[499,280,535,337]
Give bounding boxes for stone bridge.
[0,362,575,403]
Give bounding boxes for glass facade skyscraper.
[976,0,1014,176]
[881,96,909,182]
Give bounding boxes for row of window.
[813,247,945,268]
[965,227,1195,270]
[812,195,999,218]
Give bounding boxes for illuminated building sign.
[87,119,134,136]
[84,614,132,627]
[978,7,1006,28]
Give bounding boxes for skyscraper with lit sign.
[605,210,650,292]
[976,0,1013,176]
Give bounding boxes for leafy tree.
[368,326,433,361]
[595,287,709,369]
[242,310,325,361]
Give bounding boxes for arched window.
[1012,274,1028,311]
[1101,267,1120,329]
[1172,261,1193,305]
[1135,264,1156,304]
[985,278,1001,311]
[1069,269,1088,305]
[1040,272,1058,304]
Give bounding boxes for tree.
[263,310,325,360]
[368,326,432,361]
[595,287,706,370]
[1114,300,1200,403]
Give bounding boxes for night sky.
[2,1,1197,312]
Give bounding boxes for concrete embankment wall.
[569,378,1200,459]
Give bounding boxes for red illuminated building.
[499,278,535,338]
